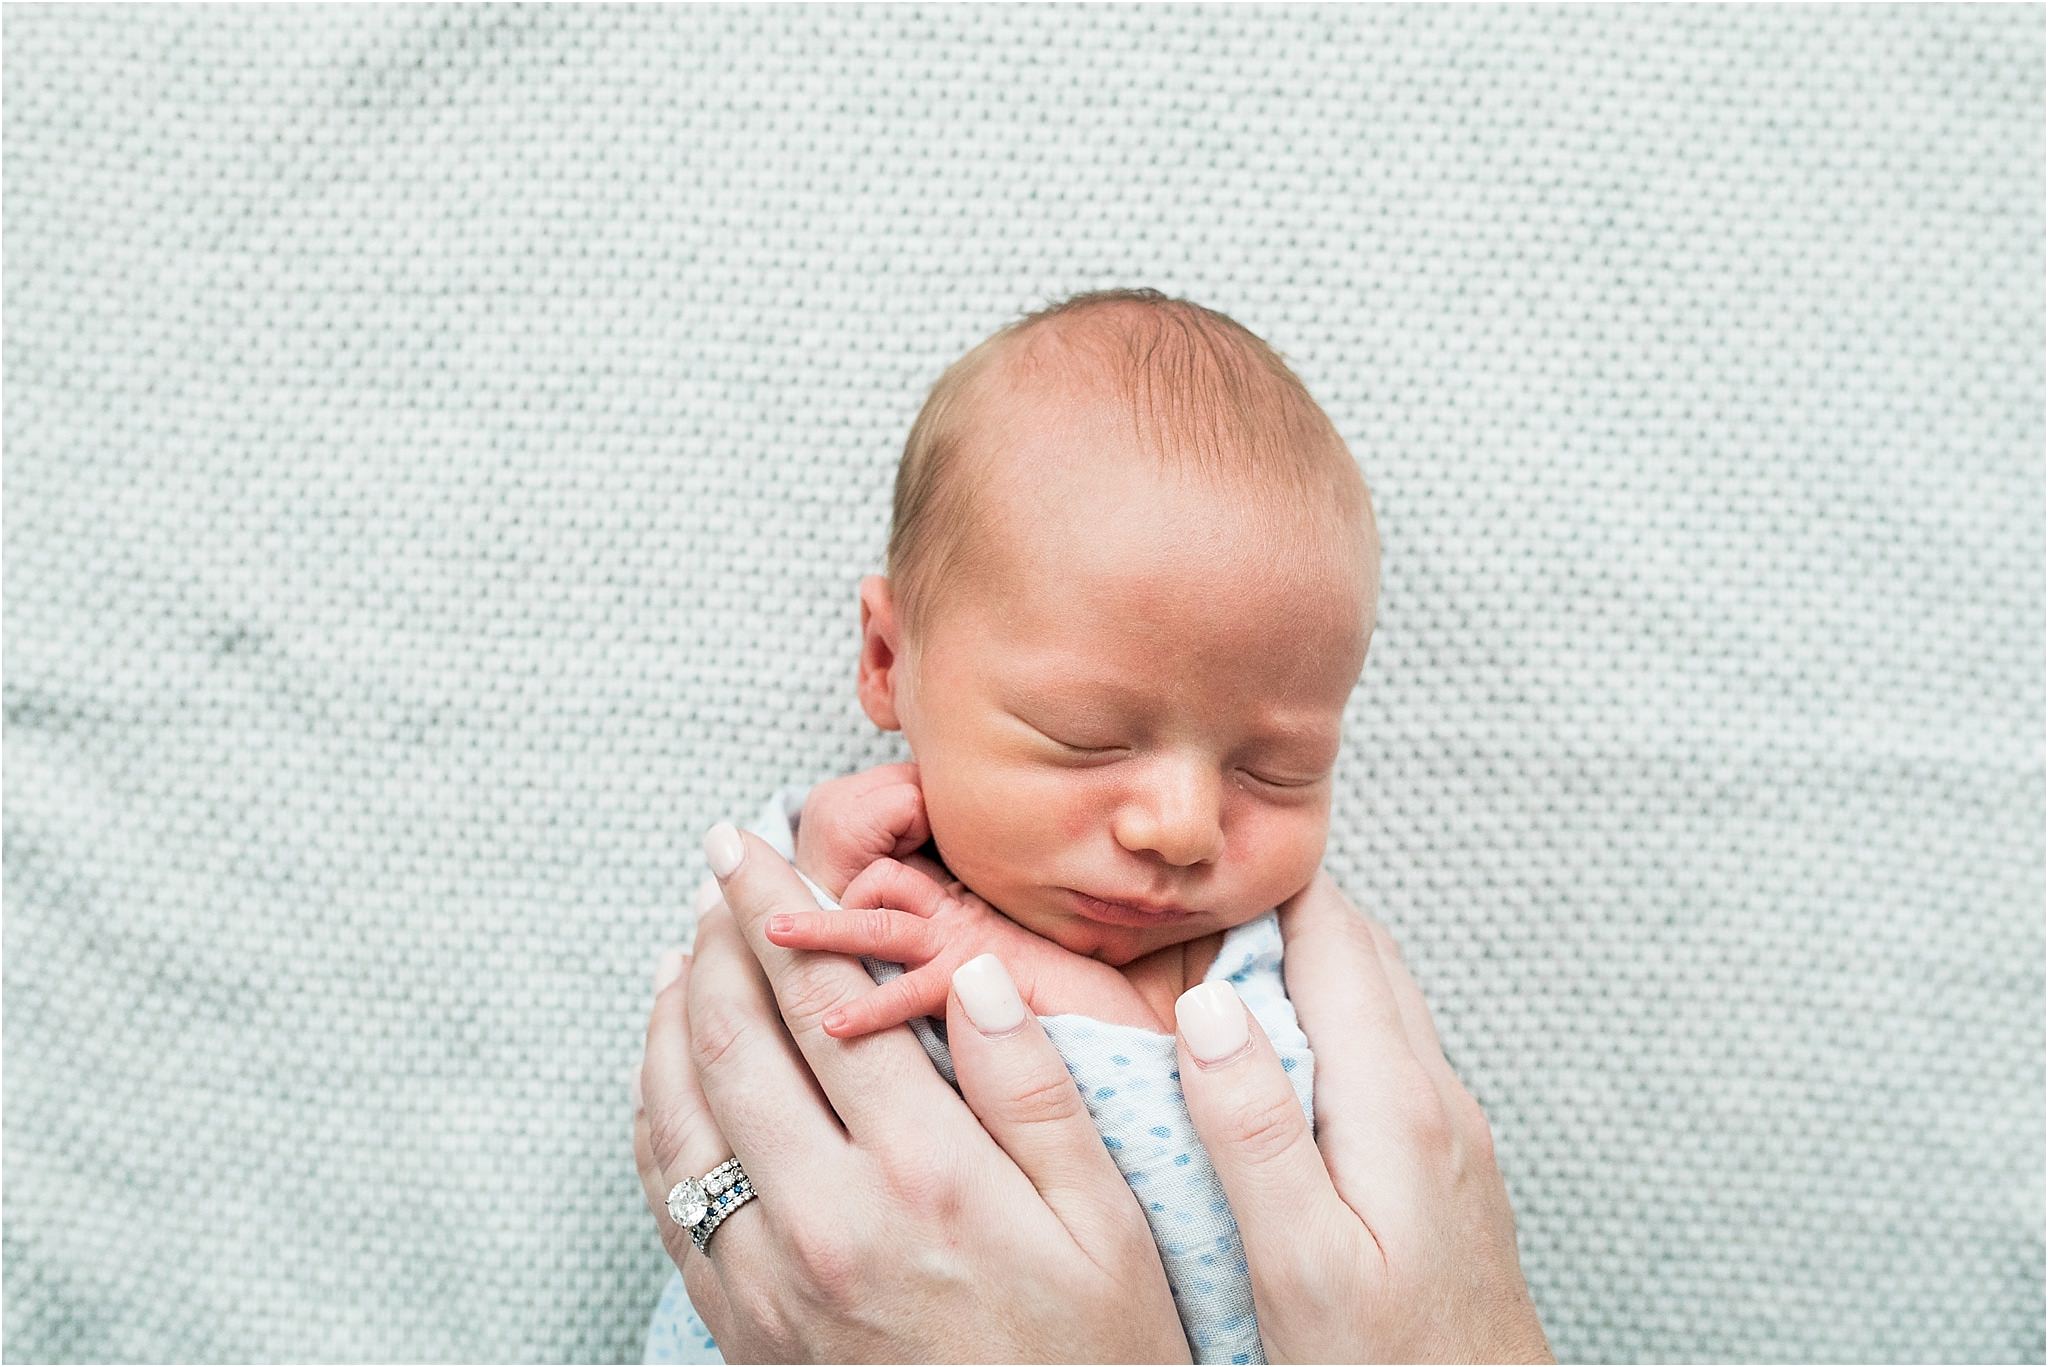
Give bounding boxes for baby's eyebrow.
[1246,722,1342,760]
[1229,698,1342,741]
[1256,719,1337,744]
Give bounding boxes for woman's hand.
[1168,869,1553,1363]
[632,823,1190,1364]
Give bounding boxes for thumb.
[944,954,1149,1261]
[1175,981,1349,1287]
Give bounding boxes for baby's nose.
[1114,769,1225,866]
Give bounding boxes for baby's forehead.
[960,519,1371,693]
[950,372,1374,607]
[973,449,1364,589]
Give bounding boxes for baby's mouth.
[1061,888,1197,928]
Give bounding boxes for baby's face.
[864,412,1374,967]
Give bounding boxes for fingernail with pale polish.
[1176,980,1251,1067]
[704,823,743,879]
[692,878,721,916]
[953,954,1028,1037]
[654,948,685,993]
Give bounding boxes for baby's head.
[856,289,1380,966]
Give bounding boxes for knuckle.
[881,1152,967,1223]
[778,965,858,1036]
[728,1275,791,1342]
[1461,1092,1497,1157]
[883,969,937,1015]
[1005,1067,1088,1130]
[893,784,927,819]
[689,997,752,1074]
[927,891,972,926]
[879,975,943,1029]
[644,1093,703,1174]
[1390,1068,1456,1155]
[841,857,905,905]
[1223,1091,1307,1168]
[1448,1094,1499,1178]
[888,856,933,887]
[786,1221,865,1307]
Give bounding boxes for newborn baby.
[780,408,1374,1042]
[645,288,1379,1365]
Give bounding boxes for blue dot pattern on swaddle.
[641,783,1316,1365]
[642,1271,718,1363]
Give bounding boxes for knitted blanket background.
[4,5,2041,1362]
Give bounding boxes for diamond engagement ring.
[666,1157,756,1254]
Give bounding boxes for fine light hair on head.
[887,287,1380,655]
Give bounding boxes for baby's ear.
[856,575,905,732]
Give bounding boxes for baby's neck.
[1115,932,1226,1035]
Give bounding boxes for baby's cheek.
[921,765,1063,893]
[1055,794,1095,843]
[1236,802,1331,904]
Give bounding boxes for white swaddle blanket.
[643,782,1317,1365]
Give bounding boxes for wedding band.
[666,1157,756,1255]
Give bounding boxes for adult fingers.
[1369,920,1491,1139]
[632,952,735,1330]
[1367,919,1444,1058]
[687,876,722,939]
[641,951,729,1183]
[1305,879,1465,1120]
[1311,894,1469,1118]
[703,823,961,1145]
[634,1106,736,1332]
[944,954,1155,1263]
[1332,905,1459,1100]
[685,902,850,1194]
[1172,980,1369,1295]
[1275,871,1448,1215]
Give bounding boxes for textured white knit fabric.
[640,784,1316,1365]
[3,5,2041,1363]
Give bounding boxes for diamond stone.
[707,1170,730,1195]
[667,1179,708,1228]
